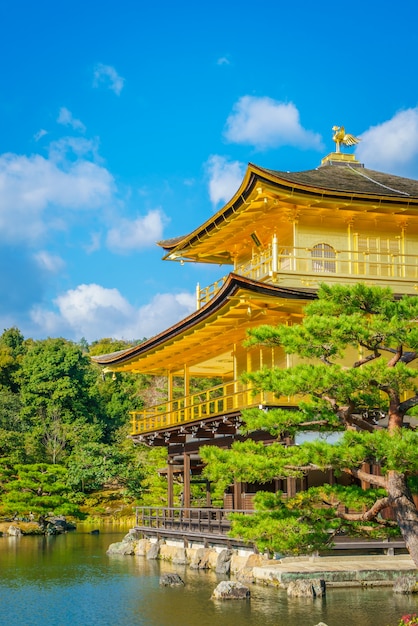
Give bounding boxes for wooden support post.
[234,480,242,510]
[206,480,211,507]
[183,452,191,512]
[167,462,174,509]
[287,477,296,498]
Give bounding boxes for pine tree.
[201,284,418,564]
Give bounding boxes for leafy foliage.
[0,328,170,519]
[202,284,418,558]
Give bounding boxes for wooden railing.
[134,506,406,554]
[130,380,288,436]
[197,246,418,307]
[135,506,250,536]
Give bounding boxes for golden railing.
[130,380,290,436]
[197,246,418,307]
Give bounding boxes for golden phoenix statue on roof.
[332,126,360,152]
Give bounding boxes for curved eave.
[158,164,261,259]
[92,273,315,373]
[159,162,418,262]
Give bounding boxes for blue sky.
[1,0,418,343]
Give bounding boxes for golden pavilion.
[93,135,418,512]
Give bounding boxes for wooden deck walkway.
[134,507,406,554]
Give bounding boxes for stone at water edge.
[106,541,136,555]
[146,541,161,560]
[286,578,326,598]
[393,575,418,594]
[211,581,250,600]
[215,549,233,574]
[159,573,185,587]
[8,525,22,536]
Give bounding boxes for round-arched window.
[311,243,336,273]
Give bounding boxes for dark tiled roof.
[157,161,418,251]
[157,235,185,249]
[259,164,418,198]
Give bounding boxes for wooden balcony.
[135,506,245,535]
[133,506,406,554]
[197,246,418,307]
[130,380,289,437]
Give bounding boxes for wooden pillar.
[234,480,242,510]
[167,372,173,401]
[183,452,191,510]
[167,461,174,508]
[206,481,211,507]
[287,477,296,498]
[183,365,190,421]
[272,232,278,274]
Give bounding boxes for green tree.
[201,284,418,564]
[0,327,26,393]
[1,463,80,517]
[19,337,99,424]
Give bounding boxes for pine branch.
[336,496,391,522]
[387,345,403,368]
[346,414,382,433]
[353,351,380,368]
[399,394,418,414]
[344,467,387,489]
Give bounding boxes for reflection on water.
[0,530,416,626]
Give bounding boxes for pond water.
[0,528,417,626]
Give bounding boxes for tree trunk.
[388,470,418,567]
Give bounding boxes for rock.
[46,516,76,533]
[211,581,250,600]
[189,548,211,570]
[287,578,326,598]
[124,530,142,543]
[236,566,255,585]
[314,623,329,626]
[146,541,161,560]
[159,573,185,587]
[106,541,136,555]
[134,538,151,556]
[215,549,233,574]
[172,548,188,565]
[8,525,22,536]
[90,529,100,535]
[393,575,418,594]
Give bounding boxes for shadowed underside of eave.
[91,275,315,376]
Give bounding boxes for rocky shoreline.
[0,516,76,536]
[107,530,418,594]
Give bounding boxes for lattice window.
[311,243,336,273]
[355,236,401,276]
[357,236,400,255]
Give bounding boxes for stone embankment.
[107,530,418,589]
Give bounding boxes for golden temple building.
[93,139,418,512]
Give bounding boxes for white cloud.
[205,155,245,206]
[84,232,101,253]
[34,251,65,273]
[57,107,86,132]
[31,284,195,342]
[48,136,101,163]
[106,209,167,253]
[217,56,230,66]
[356,108,418,175]
[224,96,323,151]
[93,63,125,95]
[0,151,115,244]
[34,129,48,142]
